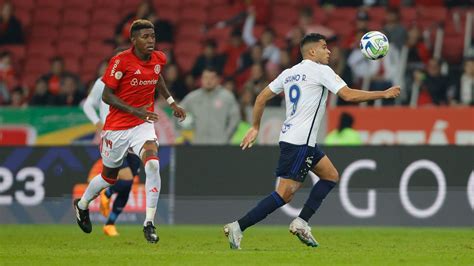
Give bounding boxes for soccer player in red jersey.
[74,19,186,243]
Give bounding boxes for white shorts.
[100,122,158,168]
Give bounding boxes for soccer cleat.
[103,224,119,237]
[143,222,159,243]
[99,190,111,218]
[223,221,243,250]
[73,199,92,233]
[289,217,319,248]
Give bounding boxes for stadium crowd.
[0,0,472,109]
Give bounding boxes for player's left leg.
[139,140,161,243]
[290,154,339,247]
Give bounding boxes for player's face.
[313,40,331,65]
[132,28,156,56]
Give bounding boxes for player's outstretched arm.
[156,74,186,122]
[102,86,159,122]
[337,85,401,103]
[241,87,277,150]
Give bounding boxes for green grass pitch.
[0,225,473,265]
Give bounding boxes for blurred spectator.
[8,86,25,107]
[0,51,16,104]
[329,46,354,105]
[40,56,82,96]
[115,0,173,46]
[347,30,371,87]
[29,78,52,106]
[412,59,449,106]
[451,57,474,106]
[382,8,407,50]
[191,39,224,78]
[222,27,247,78]
[344,9,370,49]
[242,8,280,65]
[297,7,335,39]
[286,27,305,65]
[49,75,84,106]
[406,26,430,66]
[164,64,187,101]
[223,78,237,93]
[242,63,281,107]
[238,43,264,73]
[0,2,24,45]
[180,67,240,144]
[367,46,401,105]
[279,50,292,70]
[324,112,362,146]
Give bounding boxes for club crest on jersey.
[114,71,123,80]
[281,123,292,133]
[154,64,161,74]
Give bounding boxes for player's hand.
[95,122,104,132]
[133,103,159,123]
[384,86,401,99]
[170,103,186,122]
[240,127,259,150]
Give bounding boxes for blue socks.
[105,179,133,225]
[298,180,336,222]
[238,191,286,231]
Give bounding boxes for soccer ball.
[360,31,389,60]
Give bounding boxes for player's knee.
[279,190,296,203]
[144,158,160,172]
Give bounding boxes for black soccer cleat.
[143,221,159,244]
[74,199,92,233]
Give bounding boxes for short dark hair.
[300,33,327,49]
[130,19,154,37]
[202,65,219,75]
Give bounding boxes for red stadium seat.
[15,8,32,27]
[59,26,89,43]
[271,21,293,40]
[63,0,94,11]
[181,0,210,9]
[11,0,35,10]
[24,57,51,77]
[26,42,56,58]
[32,7,61,26]
[0,45,26,61]
[95,0,122,10]
[180,9,208,24]
[57,41,86,58]
[35,0,64,9]
[122,0,144,11]
[85,41,114,59]
[88,24,116,40]
[367,7,387,24]
[30,26,59,40]
[207,5,239,25]
[64,57,81,74]
[157,7,180,24]
[91,10,121,25]
[62,10,90,27]
[153,0,182,9]
[176,23,205,41]
[418,6,447,22]
[271,5,299,25]
[325,7,357,23]
[442,34,465,64]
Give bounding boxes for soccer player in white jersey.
[224,33,400,249]
[82,76,141,237]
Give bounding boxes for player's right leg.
[74,130,128,233]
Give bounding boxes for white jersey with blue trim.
[268,59,346,147]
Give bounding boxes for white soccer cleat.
[289,217,319,248]
[223,221,243,250]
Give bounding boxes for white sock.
[78,174,113,210]
[144,158,161,226]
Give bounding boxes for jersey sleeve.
[82,78,104,125]
[268,72,285,94]
[319,65,347,94]
[101,56,125,90]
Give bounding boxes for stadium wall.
[0,146,472,226]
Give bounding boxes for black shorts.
[121,153,141,176]
[275,142,326,182]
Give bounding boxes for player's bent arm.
[156,74,186,121]
[337,85,400,103]
[252,87,277,129]
[102,86,139,115]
